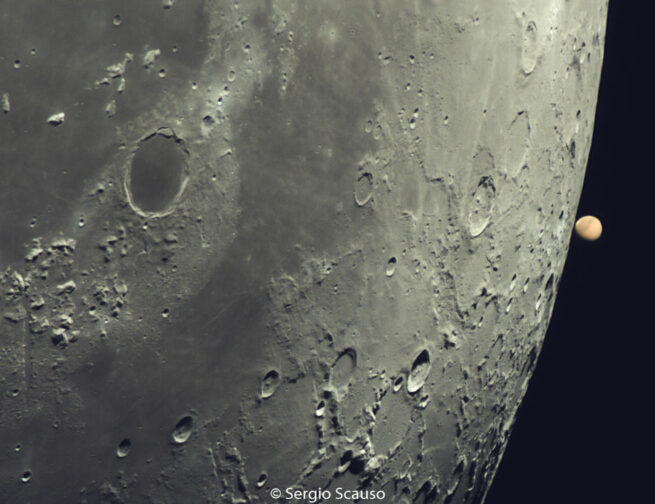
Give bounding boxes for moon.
[0,1,609,503]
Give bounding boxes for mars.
[575,215,603,241]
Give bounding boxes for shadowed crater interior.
[128,131,187,213]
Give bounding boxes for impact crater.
[126,129,189,216]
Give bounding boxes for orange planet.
[575,215,603,241]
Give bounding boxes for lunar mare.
[0,1,608,503]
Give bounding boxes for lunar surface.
[0,1,608,503]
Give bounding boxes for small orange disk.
[575,215,602,241]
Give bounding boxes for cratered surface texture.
[0,1,608,503]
